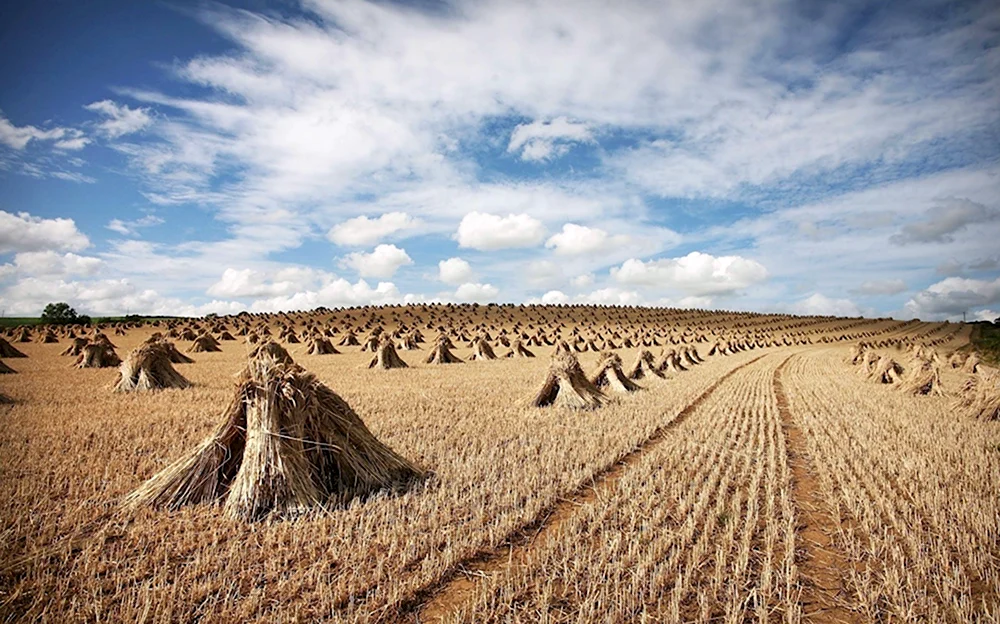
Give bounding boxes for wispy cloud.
[84,100,153,138]
[106,214,165,236]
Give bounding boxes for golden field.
[0,304,996,623]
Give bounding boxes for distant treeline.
[0,315,183,328]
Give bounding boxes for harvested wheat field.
[0,305,997,623]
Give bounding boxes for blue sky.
[1,0,998,320]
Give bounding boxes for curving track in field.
[412,353,771,621]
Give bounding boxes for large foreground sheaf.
[127,343,424,520]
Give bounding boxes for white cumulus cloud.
[455,282,499,301]
[577,287,643,306]
[249,278,403,312]
[612,252,767,296]
[545,223,628,255]
[904,277,1000,319]
[327,212,419,246]
[106,215,164,236]
[1,251,103,278]
[0,210,90,254]
[438,257,473,284]
[207,266,325,298]
[540,290,570,304]
[341,244,413,278]
[456,212,546,251]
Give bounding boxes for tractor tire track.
[774,355,861,624]
[410,352,770,622]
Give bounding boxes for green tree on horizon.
[40,302,80,325]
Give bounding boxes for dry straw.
[369,338,409,369]
[898,358,944,396]
[468,336,497,361]
[306,337,340,355]
[532,350,605,409]
[589,353,642,394]
[425,338,463,364]
[126,342,424,520]
[61,337,89,357]
[627,350,664,381]
[503,339,535,359]
[0,338,27,358]
[869,354,904,384]
[75,343,122,369]
[189,334,222,353]
[954,367,1000,421]
[115,340,192,392]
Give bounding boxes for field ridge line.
[410,352,770,622]
[773,354,860,624]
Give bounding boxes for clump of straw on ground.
[115,341,192,392]
[589,353,641,394]
[531,350,605,409]
[75,342,122,369]
[369,338,408,369]
[126,343,424,520]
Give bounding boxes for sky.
[0,0,998,321]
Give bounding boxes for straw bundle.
[0,360,16,374]
[368,338,408,369]
[392,333,418,351]
[250,341,296,364]
[589,354,641,394]
[503,339,535,358]
[338,331,360,347]
[898,359,944,396]
[126,344,424,520]
[869,355,904,384]
[468,336,497,361]
[306,337,340,355]
[115,341,192,392]
[953,369,1000,421]
[189,334,222,353]
[425,339,463,364]
[658,349,688,374]
[0,339,27,358]
[75,343,122,369]
[857,350,879,376]
[61,337,90,357]
[531,350,605,409]
[627,350,664,381]
[961,352,980,374]
[848,343,866,365]
[682,347,702,366]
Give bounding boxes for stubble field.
[0,304,996,623]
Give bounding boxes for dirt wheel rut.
[774,355,861,624]
[412,353,770,622]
